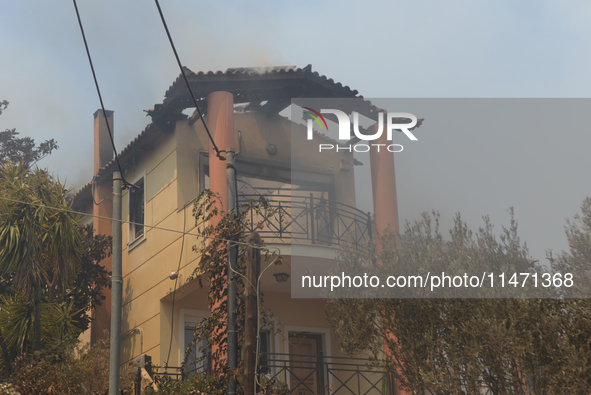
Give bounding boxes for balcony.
[152,353,388,395]
[238,191,373,251]
[154,353,499,395]
[262,352,387,395]
[260,353,498,395]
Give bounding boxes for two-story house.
[72,65,404,395]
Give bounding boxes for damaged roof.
[162,64,360,111]
[72,64,414,205]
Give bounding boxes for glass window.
[184,326,210,375]
[129,177,144,241]
[198,152,210,193]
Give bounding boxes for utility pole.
[226,150,238,395]
[244,232,261,395]
[109,172,123,395]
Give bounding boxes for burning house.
[72,65,404,395]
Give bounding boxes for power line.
[153,0,224,160]
[0,196,281,254]
[72,0,135,188]
[165,201,187,366]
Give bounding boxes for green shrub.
[142,372,289,395]
[6,335,133,395]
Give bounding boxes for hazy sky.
[2,1,591,266]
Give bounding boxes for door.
[289,333,325,395]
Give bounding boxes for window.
[198,152,209,193]
[184,326,210,375]
[181,309,211,375]
[129,175,145,244]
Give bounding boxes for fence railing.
[151,355,503,395]
[238,193,373,251]
[261,352,386,395]
[152,356,211,382]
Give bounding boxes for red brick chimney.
[92,109,114,343]
[94,110,114,173]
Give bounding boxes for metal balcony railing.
[261,352,387,395]
[261,353,500,395]
[238,193,373,251]
[153,354,500,395]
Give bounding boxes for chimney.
[91,109,115,344]
[94,109,114,174]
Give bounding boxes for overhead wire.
[73,1,287,372]
[152,0,248,357]
[69,0,291,377]
[1,193,286,373]
[165,202,187,366]
[0,196,281,255]
[254,254,282,393]
[91,176,112,206]
[153,0,223,160]
[72,0,135,189]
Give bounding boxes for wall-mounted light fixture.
[266,144,278,156]
[273,273,290,283]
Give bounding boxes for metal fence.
[151,356,505,395]
[261,352,386,395]
[238,193,373,251]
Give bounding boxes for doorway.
[288,332,325,395]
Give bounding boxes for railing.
[153,355,501,395]
[238,193,373,251]
[261,352,386,395]
[153,356,211,381]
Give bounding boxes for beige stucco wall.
[78,110,365,378]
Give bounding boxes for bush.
[142,372,289,395]
[0,382,20,395]
[7,335,133,395]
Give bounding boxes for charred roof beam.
[145,104,187,134]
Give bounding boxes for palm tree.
[0,161,85,353]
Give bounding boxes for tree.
[0,224,111,375]
[152,190,283,395]
[0,114,110,378]
[0,100,58,168]
[0,161,86,353]
[66,225,111,334]
[186,191,276,372]
[548,197,591,298]
[326,211,591,394]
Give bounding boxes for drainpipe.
[226,149,238,395]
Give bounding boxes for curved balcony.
[238,192,373,251]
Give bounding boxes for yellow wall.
[83,110,362,373]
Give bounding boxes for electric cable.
[91,176,112,206]
[254,255,282,394]
[153,0,223,160]
[165,202,187,367]
[72,0,135,188]
[0,196,281,255]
